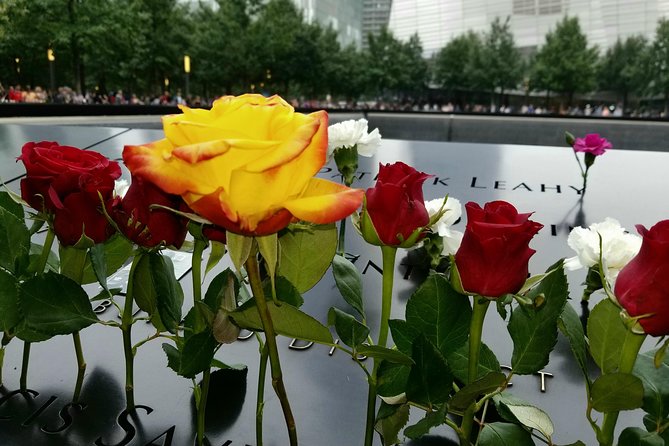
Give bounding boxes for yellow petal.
[283,178,364,224]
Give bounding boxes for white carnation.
[425,197,464,255]
[565,217,642,282]
[327,119,381,158]
[114,179,130,198]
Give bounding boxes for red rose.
[111,175,188,249]
[615,220,669,336]
[454,201,543,298]
[53,192,114,246]
[18,141,121,213]
[202,225,227,244]
[363,162,430,246]
[18,141,121,245]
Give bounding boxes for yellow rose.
[123,94,364,236]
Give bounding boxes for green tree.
[530,16,598,106]
[191,0,256,96]
[328,44,370,103]
[647,18,669,115]
[0,0,58,91]
[366,28,427,100]
[598,35,648,113]
[477,17,523,107]
[247,0,306,94]
[433,31,484,105]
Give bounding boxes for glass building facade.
[292,0,363,48]
[388,0,669,56]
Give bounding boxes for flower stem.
[72,331,86,403]
[597,330,646,446]
[197,368,211,446]
[460,297,491,446]
[364,245,398,446]
[256,341,269,446]
[121,254,142,411]
[337,218,346,256]
[0,333,10,387]
[192,238,208,446]
[246,250,298,446]
[20,342,30,392]
[468,298,490,384]
[20,228,57,392]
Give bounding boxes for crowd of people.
[1,83,665,119]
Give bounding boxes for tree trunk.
[67,0,82,93]
[622,91,628,116]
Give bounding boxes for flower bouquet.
[0,96,668,446]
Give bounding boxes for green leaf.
[493,394,554,440]
[263,275,303,308]
[205,269,242,344]
[179,331,217,379]
[0,190,25,221]
[132,252,184,334]
[150,254,184,334]
[558,302,590,385]
[162,342,181,374]
[450,372,507,411]
[374,402,410,446]
[478,422,534,446]
[388,319,418,356]
[0,207,30,275]
[0,268,19,332]
[16,271,98,342]
[327,307,369,348]
[405,273,471,357]
[588,299,633,374]
[278,223,337,292]
[133,252,158,317]
[618,427,665,446]
[509,260,568,374]
[226,232,252,273]
[634,350,669,420]
[89,243,109,292]
[591,372,644,412]
[332,254,365,318]
[59,245,88,284]
[357,345,413,366]
[404,405,447,439]
[230,299,333,344]
[81,235,133,284]
[257,233,278,294]
[406,334,453,406]
[447,341,501,383]
[377,361,411,398]
[205,241,226,277]
[28,242,59,274]
[204,269,239,313]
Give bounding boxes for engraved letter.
[289,339,314,350]
[22,395,57,426]
[500,365,513,387]
[95,405,153,446]
[470,177,487,189]
[541,184,561,193]
[144,425,175,446]
[536,371,554,392]
[329,339,340,356]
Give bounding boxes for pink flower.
[572,134,612,156]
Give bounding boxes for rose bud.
[112,175,188,249]
[360,161,431,247]
[615,220,669,336]
[454,201,543,298]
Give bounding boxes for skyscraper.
[362,0,393,49]
[292,0,363,48]
[388,0,669,56]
